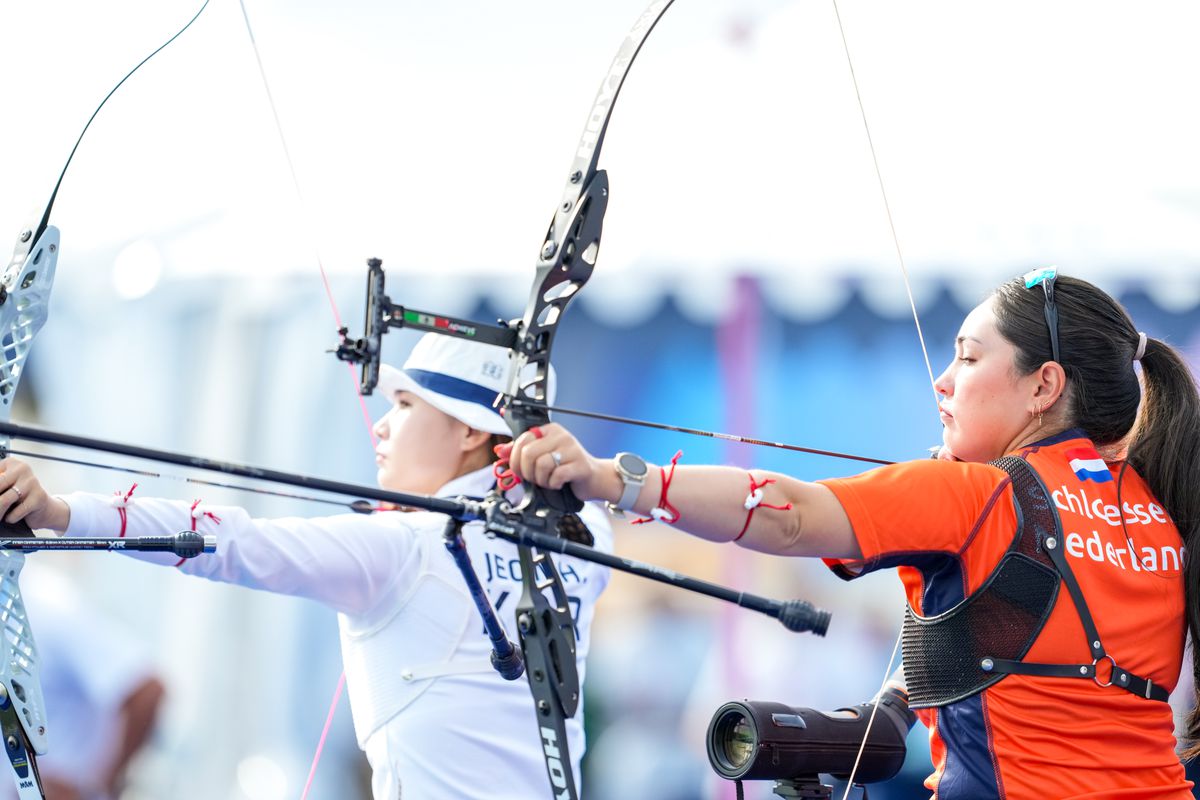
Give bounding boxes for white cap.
[378,333,556,435]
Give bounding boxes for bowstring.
[236,0,379,453]
[830,0,940,414]
[829,0,936,793]
[235,3,380,795]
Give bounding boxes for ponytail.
[1130,339,1200,759]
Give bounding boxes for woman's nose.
[933,367,952,397]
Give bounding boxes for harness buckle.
[1092,654,1117,688]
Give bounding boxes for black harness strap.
[901,455,1169,707]
[984,457,1169,703]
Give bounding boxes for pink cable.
[300,670,347,800]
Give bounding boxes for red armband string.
[178,499,222,567]
[111,483,139,538]
[633,450,683,525]
[189,499,222,529]
[733,474,793,542]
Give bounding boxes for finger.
[513,435,549,483]
[0,457,29,482]
[532,451,561,488]
[547,459,584,491]
[4,495,32,526]
[513,444,537,484]
[509,431,541,479]
[0,485,18,522]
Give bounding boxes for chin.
[942,435,977,463]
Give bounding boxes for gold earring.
[1037,403,1044,428]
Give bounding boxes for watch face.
[617,452,648,478]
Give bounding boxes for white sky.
[1,0,1197,309]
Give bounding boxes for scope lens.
[718,710,756,771]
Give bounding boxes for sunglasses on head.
[1023,266,1061,364]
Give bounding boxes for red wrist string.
[733,474,793,542]
[633,450,683,525]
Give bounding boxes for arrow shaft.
[511,400,895,466]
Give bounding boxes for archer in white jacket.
[7,333,613,800]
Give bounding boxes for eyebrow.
[956,335,983,345]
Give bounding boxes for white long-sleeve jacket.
[61,466,612,800]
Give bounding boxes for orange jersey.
[821,429,1190,800]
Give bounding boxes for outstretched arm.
[507,424,862,559]
[0,457,423,617]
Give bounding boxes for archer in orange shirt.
[510,270,1198,799]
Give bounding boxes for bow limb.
[490,3,678,797]
[0,4,212,796]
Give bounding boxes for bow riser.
[0,550,47,757]
[0,227,58,413]
[506,172,609,525]
[0,225,59,797]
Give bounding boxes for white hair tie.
[1133,331,1147,362]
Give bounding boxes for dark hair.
[993,274,1200,756]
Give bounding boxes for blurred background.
[1,0,1197,798]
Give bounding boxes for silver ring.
[8,486,20,500]
[551,451,563,467]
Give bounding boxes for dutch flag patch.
[1064,446,1113,484]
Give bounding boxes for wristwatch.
[612,452,649,511]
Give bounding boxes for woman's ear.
[460,425,495,454]
[1033,360,1068,407]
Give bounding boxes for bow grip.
[0,518,35,540]
[527,484,594,546]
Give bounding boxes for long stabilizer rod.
[0,421,481,521]
[0,532,215,558]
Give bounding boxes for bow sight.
[334,257,519,397]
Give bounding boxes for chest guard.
[901,455,1170,709]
